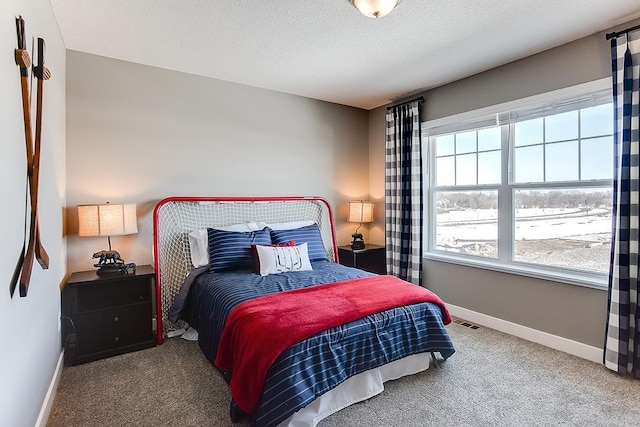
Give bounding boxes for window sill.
[423,251,608,291]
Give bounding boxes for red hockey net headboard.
[152,196,338,343]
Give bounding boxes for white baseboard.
[447,304,603,363]
[35,350,64,427]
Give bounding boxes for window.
[425,80,613,287]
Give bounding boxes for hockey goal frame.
[152,196,338,344]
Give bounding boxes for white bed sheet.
[279,352,431,427]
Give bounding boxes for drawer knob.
[114,336,119,342]
[114,316,119,322]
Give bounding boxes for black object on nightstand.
[61,265,155,365]
[338,244,386,275]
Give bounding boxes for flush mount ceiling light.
[350,0,401,18]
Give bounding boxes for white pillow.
[255,243,313,276]
[187,222,267,268]
[188,229,210,268]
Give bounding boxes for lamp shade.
[78,203,138,237]
[348,201,374,223]
[350,0,400,18]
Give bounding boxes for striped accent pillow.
[207,228,272,272]
[270,224,328,261]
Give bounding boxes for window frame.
[423,78,613,290]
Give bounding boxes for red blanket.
[214,275,451,414]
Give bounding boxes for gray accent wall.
[1,1,67,425]
[368,20,640,349]
[65,51,371,273]
[424,261,607,347]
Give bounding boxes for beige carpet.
[48,322,640,426]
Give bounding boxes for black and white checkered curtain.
[385,100,423,285]
[605,30,640,378]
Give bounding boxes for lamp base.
[95,263,137,277]
[351,233,365,251]
[92,249,136,276]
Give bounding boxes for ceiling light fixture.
[350,0,400,18]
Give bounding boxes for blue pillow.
[207,228,272,271]
[270,224,328,261]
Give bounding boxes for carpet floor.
[47,321,640,426]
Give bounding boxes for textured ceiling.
[50,0,640,110]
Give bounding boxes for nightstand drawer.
[338,244,386,275]
[62,265,156,365]
[76,277,151,312]
[76,304,152,355]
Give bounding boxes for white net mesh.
[154,198,336,338]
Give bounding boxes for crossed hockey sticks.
[10,16,50,297]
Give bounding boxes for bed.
[153,196,455,427]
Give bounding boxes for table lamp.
[348,201,374,250]
[77,203,138,275]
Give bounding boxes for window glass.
[514,145,543,183]
[545,141,579,181]
[581,104,612,138]
[478,127,501,151]
[515,118,543,147]
[478,151,501,185]
[436,156,455,186]
[513,188,612,273]
[456,154,477,185]
[581,137,613,180]
[456,131,476,154]
[545,111,578,142]
[435,191,498,258]
[434,128,502,187]
[436,134,455,156]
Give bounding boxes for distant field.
[436,207,611,273]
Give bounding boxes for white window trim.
[422,78,612,290]
[423,78,611,133]
[424,251,608,290]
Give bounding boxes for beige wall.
[368,20,640,348]
[420,31,611,122]
[368,106,387,245]
[0,1,67,426]
[65,52,371,272]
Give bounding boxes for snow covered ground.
[436,207,611,272]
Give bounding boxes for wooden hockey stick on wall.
[10,16,32,297]
[20,36,51,296]
[31,37,50,272]
[11,16,50,297]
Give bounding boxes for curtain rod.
[606,23,640,40]
[386,96,424,110]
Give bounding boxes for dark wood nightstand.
[338,244,386,275]
[61,265,155,365]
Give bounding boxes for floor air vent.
[452,318,480,330]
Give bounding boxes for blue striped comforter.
[180,261,455,427]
